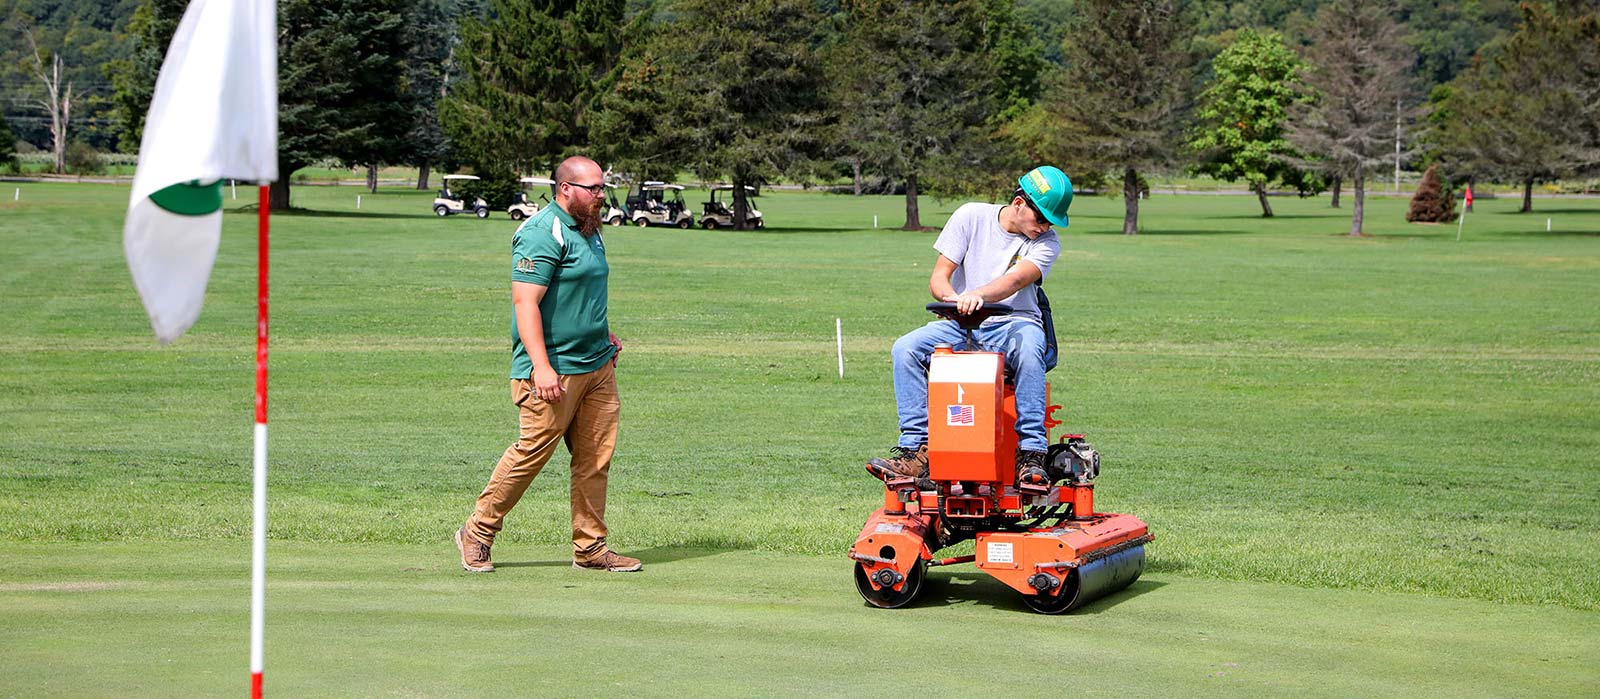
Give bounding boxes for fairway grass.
[2,181,1598,692]
[1,541,1596,696]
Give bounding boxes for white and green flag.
[124,0,277,344]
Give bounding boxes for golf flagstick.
[251,184,270,698]
[1456,185,1471,241]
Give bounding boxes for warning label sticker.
[875,523,904,533]
[987,542,1014,564]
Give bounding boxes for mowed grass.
[1,182,1598,619]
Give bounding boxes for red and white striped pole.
[251,184,270,698]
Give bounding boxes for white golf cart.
[603,182,628,226]
[507,177,556,220]
[433,174,490,218]
[624,181,694,228]
[700,185,763,229]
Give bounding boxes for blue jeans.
[890,317,1049,452]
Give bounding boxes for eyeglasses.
[1017,191,1048,225]
[563,181,606,195]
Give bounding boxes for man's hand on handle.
[943,292,985,315]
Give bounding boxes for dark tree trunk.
[1350,164,1366,236]
[904,174,922,230]
[417,164,431,190]
[1521,179,1534,213]
[367,164,378,194]
[1121,168,1139,235]
[1255,182,1274,217]
[1330,176,1342,208]
[851,160,862,196]
[269,179,291,211]
[269,159,300,211]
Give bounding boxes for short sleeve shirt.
[509,203,615,377]
[933,202,1060,322]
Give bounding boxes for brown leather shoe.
[455,526,494,573]
[573,549,642,572]
[866,444,929,481]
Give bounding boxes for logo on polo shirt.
[515,258,536,273]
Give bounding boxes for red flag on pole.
[1464,185,1473,208]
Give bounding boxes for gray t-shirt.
[933,202,1060,321]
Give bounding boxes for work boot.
[455,526,494,573]
[573,549,643,573]
[866,444,929,481]
[1017,449,1050,493]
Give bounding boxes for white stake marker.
[231,180,237,200]
[13,188,18,201]
[873,215,878,229]
[1548,218,1552,231]
[836,318,844,379]
[357,195,362,209]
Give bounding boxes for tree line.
[4,0,1597,234]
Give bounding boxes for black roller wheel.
[1021,573,1079,614]
[853,560,925,609]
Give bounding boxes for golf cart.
[433,175,490,218]
[624,181,694,228]
[701,185,763,229]
[603,182,628,226]
[507,177,555,220]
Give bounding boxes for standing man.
[867,165,1073,490]
[456,155,641,573]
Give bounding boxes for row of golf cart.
[431,175,762,229]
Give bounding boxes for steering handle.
[926,302,1013,330]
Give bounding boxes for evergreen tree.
[826,0,1003,229]
[272,0,414,210]
[1049,0,1197,235]
[1187,29,1316,217]
[398,0,458,190]
[1405,163,1456,222]
[1425,3,1599,213]
[439,0,626,176]
[0,111,18,171]
[602,0,827,229]
[1285,0,1414,236]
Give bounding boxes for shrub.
[1406,164,1457,223]
[64,142,103,175]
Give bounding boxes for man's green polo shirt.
[509,203,615,377]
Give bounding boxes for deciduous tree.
[1187,29,1316,217]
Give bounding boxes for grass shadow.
[1082,228,1255,236]
[914,567,1163,615]
[495,546,725,569]
[225,208,437,221]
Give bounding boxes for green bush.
[64,142,102,175]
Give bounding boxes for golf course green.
[2,180,1597,695]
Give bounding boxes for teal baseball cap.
[1018,166,1073,228]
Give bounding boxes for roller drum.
[1062,544,1145,611]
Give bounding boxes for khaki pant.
[466,361,620,562]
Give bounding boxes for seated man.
[869,165,1073,489]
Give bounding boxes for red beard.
[572,196,604,236]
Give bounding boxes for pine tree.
[1405,164,1456,223]
[1286,0,1414,236]
[439,0,626,175]
[826,0,1002,229]
[1048,0,1196,235]
[271,0,414,210]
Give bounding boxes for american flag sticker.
[947,404,975,426]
